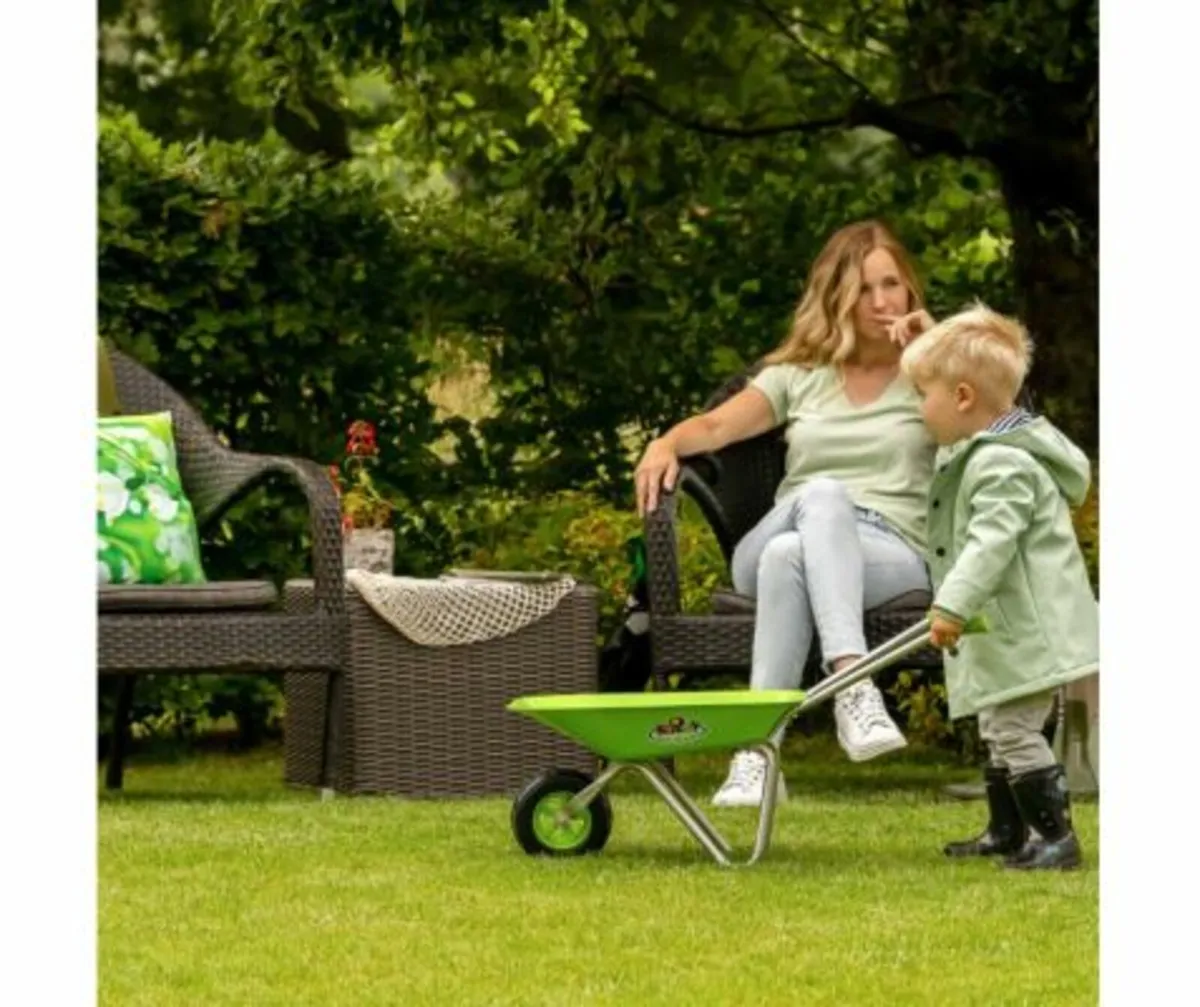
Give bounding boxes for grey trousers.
[730,477,931,690]
[978,691,1057,776]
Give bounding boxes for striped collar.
[935,405,1040,472]
[987,406,1035,434]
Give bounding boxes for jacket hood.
[940,416,1091,507]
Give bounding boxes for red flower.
[346,420,378,457]
[335,419,390,530]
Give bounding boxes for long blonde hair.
[764,220,924,367]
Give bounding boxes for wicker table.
[282,578,598,797]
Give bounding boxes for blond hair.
[900,302,1033,405]
[764,219,924,367]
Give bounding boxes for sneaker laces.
[839,682,894,731]
[724,751,765,789]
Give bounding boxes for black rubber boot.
[943,764,1028,857]
[1003,765,1082,871]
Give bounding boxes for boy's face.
[914,376,975,445]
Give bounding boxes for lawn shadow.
[649,735,984,805]
[97,787,308,806]
[595,836,952,875]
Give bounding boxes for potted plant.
[330,420,395,574]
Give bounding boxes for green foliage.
[99,674,283,752]
[98,110,450,577]
[99,2,1094,499]
[1072,465,1100,595]
[204,0,1096,450]
[100,0,267,144]
[448,490,727,640]
[887,671,986,763]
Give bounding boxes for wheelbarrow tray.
[506,690,807,762]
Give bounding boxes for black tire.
[511,769,612,856]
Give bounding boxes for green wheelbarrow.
[508,615,984,867]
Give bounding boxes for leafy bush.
[886,672,986,763]
[98,109,450,572]
[1072,465,1100,594]
[451,490,728,641]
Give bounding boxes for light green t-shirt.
[751,363,937,552]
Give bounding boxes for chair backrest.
[680,366,786,565]
[108,350,232,523]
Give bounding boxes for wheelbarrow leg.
[638,743,785,868]
[639,763,735,860]
[637,763,737,866]
[561,761,628,818]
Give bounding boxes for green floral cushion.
[97,412,207,584]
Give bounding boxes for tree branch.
[861,96,971,158]
[747,0,880,99]
[731,0,841,40]
[621,83,972,159]
[621,85,854,138]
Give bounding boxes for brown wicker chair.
[642,367,942,699]
[98,350,348,790]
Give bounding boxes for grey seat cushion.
[98,580,279,613]
[710,587,933,617]
[710,589,756,616]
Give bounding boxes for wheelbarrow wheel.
[512,769,612,856]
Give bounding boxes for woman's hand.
[885,309,935,348]
[635,438,681,516]
[930,609,965,651]
[632,390,776,516]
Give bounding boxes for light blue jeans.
[731,477,931,690]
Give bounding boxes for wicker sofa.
[98,349,348,791]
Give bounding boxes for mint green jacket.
[927,418,1099,718]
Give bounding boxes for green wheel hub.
[531,792,593,851]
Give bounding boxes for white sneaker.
[711,750,788,807]
[834,680,908,762]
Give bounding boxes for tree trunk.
[993,142,1098,455]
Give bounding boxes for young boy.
[900,304,1099,871]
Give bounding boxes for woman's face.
[853,247,911,340]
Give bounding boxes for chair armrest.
[643,488,682,617]
[210,450,346,621]
[675,460,737,563]
[643,459,740,618]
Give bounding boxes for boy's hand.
[930,610,965,650]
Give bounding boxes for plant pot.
[343,528,395,574]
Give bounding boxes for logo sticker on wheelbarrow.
[648,716,709,745]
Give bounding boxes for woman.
[634,219,937,807]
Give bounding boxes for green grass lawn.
[98,738,1098,1007]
